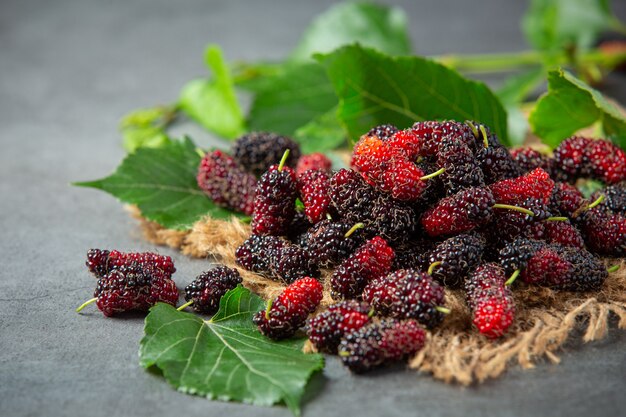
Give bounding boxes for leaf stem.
[586,194,605,210]
[177,300,194,311]
[76,298,97,313]
[420,167,445,181]
[492,204,534,216]
[427,261,442,275]
[344,223,365,238]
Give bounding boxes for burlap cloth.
[129,207,626,385]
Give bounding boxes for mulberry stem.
[479,125,489,148]
[427,261,442,275]
[492,204,534,216]
[76,297,97,313]
[505,270,520,286]
[607,265,620,273]
[586,194,605,210]
[435,306,451,314]
[277,149,290,172]
[264,299,274,320]
[545,216,568,221]
[420,167,445,181]
[177,300,194,311]
[344,223,365,238]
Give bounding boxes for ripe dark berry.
[490,168,555,205]
[330,169,416,242]
[86,249,176,279]
[253,277,323,340]
[232,132,301,176]
[235,235,319,283]
[592,182,626,214]
[367,124,399,140]
[299,220,365,268]
[306,300,371,354]
[251,155,298,236]
[197,150,257,215]
[363,269,446,329]
[428,233,486,288]
[525,220,585,248]
[465,263,515,338]
[183,266,242,314]
[577,207,626,256]
[421,187,495,237]
[411,120,474,157]
[436,134,485,194]
[550,182,586,217]
[338,318,426,373]
[330,236,395,300]
[297,169,332,223]
[553,136,591,181]
[585,139,626,184]
[498,238,544,275]
[295,153,332,176]
[391,239,435,271]
[81,263,179,317]
[475,144,521,184]
[510,147,555,175]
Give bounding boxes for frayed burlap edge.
[129,206,626,385]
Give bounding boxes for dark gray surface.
[1,1,625,416]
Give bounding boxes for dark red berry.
[550,182,586,217]
[428,233,486,288]
[251,163,298,236]
[330,236,395,300]
[553,136,592,181]
[362,269,446,329]
[338,318,426,373]
[475,145,521,184]
[411,120,474,157]
[367,124,399,140]
[436,134,484,194]
[421,187,495,237]
[295,153,332,176]
[593,182,626,214]
[465,263,515,338]
[306,300,371,354]
[297,169,332,223]
[86,249,176,279]
[92,263,178,317]
[232,132,300,177]
[183,266,242,314]
[197,150,257,215]
[253,277,323,340]
[577,207,626,256]
[525,220,585,248]
[511,147,555,175]
[585,139,626,184]
[490,168,555,205]
[299,219,365,268]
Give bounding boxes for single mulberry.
[183,266,242,314]
[299,220,365,268]
[197,150,257,215]
[577,207,626,256]
[295,153,332,176]
[427,233,486,288]
[465,263,515,338]
[436,134,484,194]
[306,300,372,354]
[338,318,426,373]
[411,120,474,157]
[330,236,395,300]
[86,249,176,279]
[297,169,332,223]
[253,277,323,340]
[251,152,298,236]
[490,168,555,205]
[232,132,301,176]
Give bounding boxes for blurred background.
[1,1,625,416]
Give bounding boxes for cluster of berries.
[212,123,623,373]
[78,249,242,317]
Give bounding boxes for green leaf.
[316,44,509,145]
[119,106,176,152]
[293,108,346,153]
[247,62,337,136]
[74,137,238,230]
[179,45,245,139]
[139,287,324,416]
[522,0,613,53]
[290,2,411,62]
[496,68,545,145]
[529,69,626,148]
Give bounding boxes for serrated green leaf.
[139,287,324,416]
[293,108,347,153]
[529,69,626,148]
[316,44,509,145]
[179,45,245,139]
[290,2,411,62]
[74,137,239,230]
[247,62,337,136]
[522,0,613,53]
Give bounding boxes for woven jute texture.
[130,207,626,385]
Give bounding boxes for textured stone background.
[1,1,625,416]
